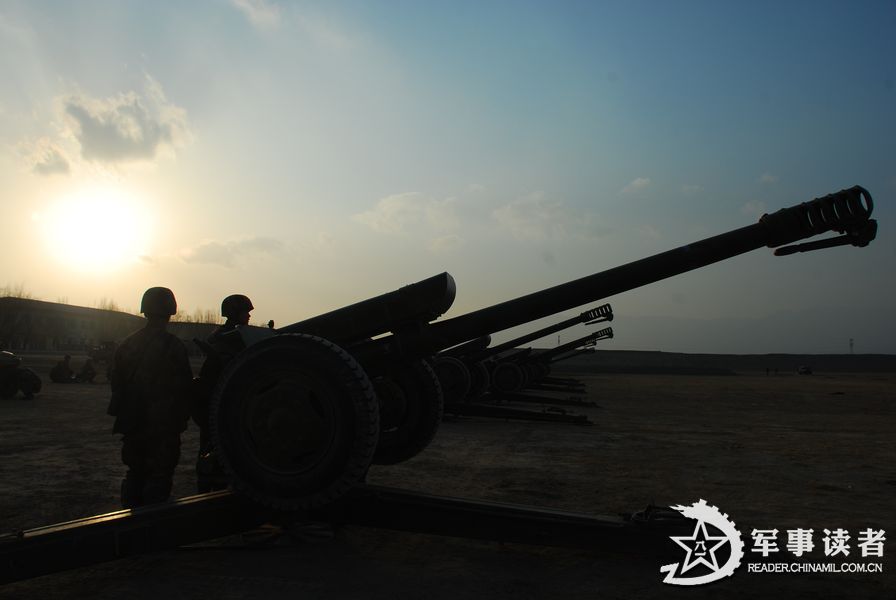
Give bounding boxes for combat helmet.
[140,287,177,316]
[221,294,254,319]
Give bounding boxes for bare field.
[1,364,894,599]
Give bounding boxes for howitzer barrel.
[470,304,612,362]
[549,347,597,364]
[280,272,456,343]
[441,335,492,358]
[533,328,613,363]
[420,186,874,353]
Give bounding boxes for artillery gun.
[489,328,614,394]
[209,186,877,511]
[0,185,881,584]
[433,304,612,402]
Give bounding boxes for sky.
[1,0,894,354]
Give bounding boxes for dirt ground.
[0,355,893,599]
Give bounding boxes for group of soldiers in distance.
[49,354,98,384]
[106,287,255,508]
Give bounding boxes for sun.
[41,186,152,273]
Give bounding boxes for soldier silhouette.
[193,293,253,492]
[108,287,192,508]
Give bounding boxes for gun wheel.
[432,356,472,404]
[210,334,379,510]
[372,360,443,465]
[491,362,527,394]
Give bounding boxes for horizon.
[2,2,894,353]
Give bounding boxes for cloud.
[231,0,281,29]
[759,172,779,184]
[22,138,70,176]
[429,234,464,253]
[491,192,606,242]
[681,184,703,195]
[316,231,335,248]
[62,75,190,164]
[740,200,767,217]
[353,193,458,235]
[180,236,284,268]
[621,177,651,195]
[296,14,354,50]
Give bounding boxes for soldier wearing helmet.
[107,287,192,508]
[193,293,254,492]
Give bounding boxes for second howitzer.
[490,328,613,394]
[433,304,613,401]
[209,186,877,510]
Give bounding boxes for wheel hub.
[243,375,336,474]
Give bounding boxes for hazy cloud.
[621,177,651,195]
[681,184,703,195]
[316,231,335,248]
[741,200,767,217]
[353,193,458,235]
[759,172,779,184]
[429,234,464,253]
[296,13,354,50]
[62,75,190,164]
[181,236,284,268]
[232,0,281,29]
[491,193,606,242]
[23,138,70,176]
[230,1,353,50]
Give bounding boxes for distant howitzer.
[211,186,876,510]
[531,327,613,364]
[491,328,613,394]
[551,346,596,363]
[537,347,597,388]
[440,335,491,358]
[433,304,612,402]
[467,304,612,363]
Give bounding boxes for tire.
[492,362,526,394]
[372,360,443,465]
[432,356,471,404]
[467,361,490,400]
[210,334,379,510]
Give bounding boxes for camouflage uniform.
[49,356,75,383]
[109,322,192,508]
[193,321,242,454]
[193,294,253,492]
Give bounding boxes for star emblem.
[671,520,729,573]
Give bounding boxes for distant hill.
[548,349,896,375]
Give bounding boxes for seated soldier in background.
[77,358,97,383]
[193,294,253,493]
[50,355,76,383]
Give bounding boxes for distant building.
[0,297,218,356]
